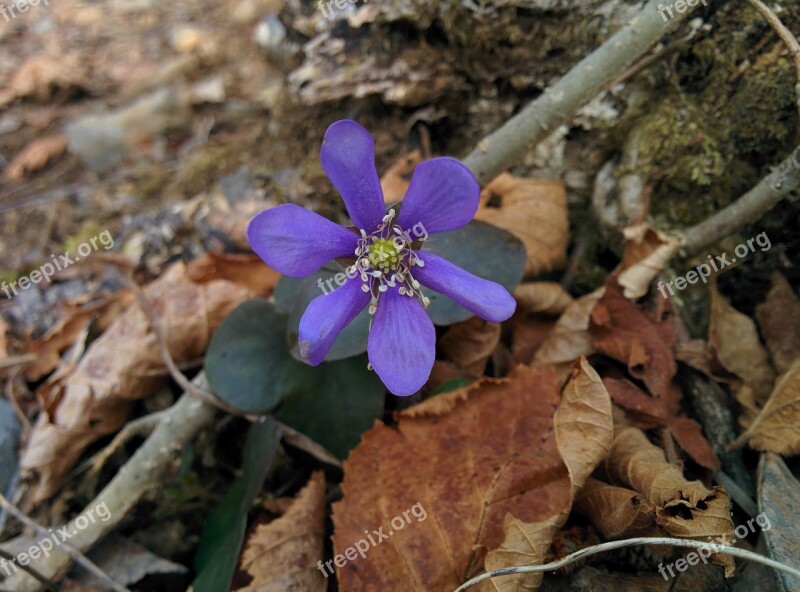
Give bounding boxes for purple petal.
[247,204,358,277]
[321,120,386,232]
[298,277,370,365]
[412,251,516,323]
[368,288,435,396]
[396,157,480,235]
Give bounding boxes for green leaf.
[193,419,280,592]
[275,355,384,458]
[430,377,471,396]
[206,299,308,413]
[422,220,526,326]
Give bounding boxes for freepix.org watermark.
[657,231,770,299]
[1,230,114,299]
[658,512,771,580]
[0,0,48,23]
[317,0,369,19]
[657,0,707,22]
[0,502,112,577]
[317,501,427,577]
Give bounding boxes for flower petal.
[396,157,480,235]
[320,120,386,231]
[368,288,435,396]
[247,204,358,277]
[413,250,516,323]
[298,277,371,365]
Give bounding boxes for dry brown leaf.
[605,427,733,572]
[509,314,555,365]
[674,339,734,383]
[483,358,612,591]
[591,277,678,405]
[739,358,800,455]
[667,416,720,472]
[476,174,569,276]
[4,134,67,182]
[24,293,131,381]
[513,282,573,315]
[575,478,655,539]
[331,365,569,591]
[379,150,422,204]
[238,472,326,592]
[709,283,776,420]
[20,262,252,504]
[440,317,501,376]
[617,223,682,300]
[186,252,280,297]
[1,54,89,106]
[533,289,603,367]
[755,273,800,374]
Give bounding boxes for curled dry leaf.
[331,365,569,591]
[575,478,655,539]
[513,282,573,316]
[604,427,733,573]
[439,317,501,376]
[737,358,800,455]
[20,262,252,504]
[755,273,800,375]
[617,223,682,300]
[237,472,326,592]
[709,283,776,425]
[533,288,603,367]
[476,173,569,276]
[483,358,613,592]
[4,134,67,182]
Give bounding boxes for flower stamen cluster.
[349,208,430,315]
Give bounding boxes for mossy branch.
[462,0,711,185]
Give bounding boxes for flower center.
[348,208,429,316]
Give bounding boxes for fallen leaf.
[4,134,67,182]
[513,282,573,315]
[483,358,613,591]
[575,478,655,539]
[476,173,569,276]
[617,223,682,300]
[738,358,800,455]
[667,416,721,472]
[20,262,252,504]
[379,150,422,204]
[25,293,131,381]
[755,273,800,374]
[533,289,603,367]
[1,54,89,106]
[509,314,555,365]
[186,252,281,297]
[237,472,326,592]
[604,426,733,572]
[331,365,569,591]
[590,277,678,405]
[709,283,776,427]
[439,317,501,376]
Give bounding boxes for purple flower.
[247,120,516,396]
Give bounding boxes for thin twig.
[462,0,713,184]
[0,495,129,592]
[0,357,36,371]
[744,0,800,112]
[680,144,800,254]
[452,536,800,591]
